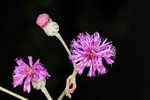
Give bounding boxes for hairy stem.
[41,86,53,100]
[0,86,28,100]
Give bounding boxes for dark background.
[0,0,150,100]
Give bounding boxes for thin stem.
[55,33,77,100]
[55,33,71,56]
[41,86,52,100]
[0,86,28,100]
[55,33,76,69]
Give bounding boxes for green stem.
[0,86,28,100]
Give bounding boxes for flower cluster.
[13,56,50,93]
[10,13,117,100]
[69,32,116,77]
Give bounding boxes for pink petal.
[28,56,33,67]
[87,66,93,77]
[97,58,107,74]
[16,58,28,67]
[33,59,40,66]
[13,74,26,88]
[92,32,101,45]
[99,65,107,74]
[76,65,86,75]
[39,69,50,80]
[14,66,29,75]
[104,57,114,65]
[24,76,31,93]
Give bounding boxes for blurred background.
[0,0,150,100]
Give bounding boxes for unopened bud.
[36,13,59,36]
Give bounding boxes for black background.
[0,0,150,100]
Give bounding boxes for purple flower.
[13,56,50,93]
[69,32,116,77]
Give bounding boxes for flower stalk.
[32,79,52,100]
[41,86,52,100]
[55,33,77,100]
[55,33,71,56]
[53,31,77,100]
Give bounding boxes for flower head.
[69,32,116,77]
[13,56,50,93]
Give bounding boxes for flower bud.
[36,13,59,36]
